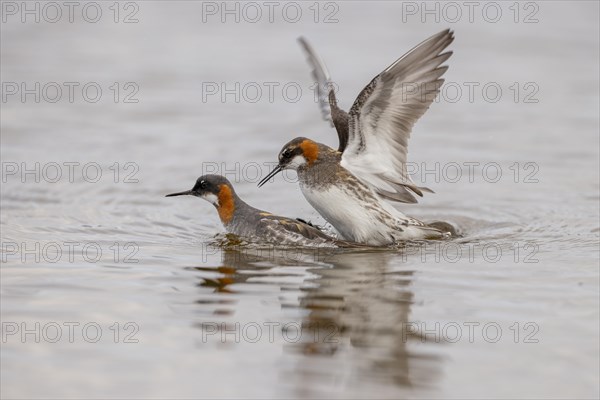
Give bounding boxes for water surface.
[1,1,599,398]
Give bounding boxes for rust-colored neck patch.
[217,184,235,224]
[300,139,319,164]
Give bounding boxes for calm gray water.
[1,1,599,398]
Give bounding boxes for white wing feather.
[341,29,454,203]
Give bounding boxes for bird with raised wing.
[259,30,454,245]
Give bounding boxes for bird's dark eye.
[282,148,292,159]
[199,180,208,189]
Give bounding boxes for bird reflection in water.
[291,250,441,389]
[188,244,442,389]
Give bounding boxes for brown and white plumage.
[299,29,454,203]
[297,37,350,151]
[259,30,455,245]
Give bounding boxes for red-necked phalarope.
[258,30,454,246]
[166,175,361,247]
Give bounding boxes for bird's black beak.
[258,165,283,187]
[165,189,193,197]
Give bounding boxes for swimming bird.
[166,175,359,247]
[258,29,454,246]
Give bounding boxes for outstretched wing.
[298,37,350,152]
[297,37,333,126]
[341,29,454,203]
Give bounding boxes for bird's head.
[166,174,237,224]
[258,137,320,187]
